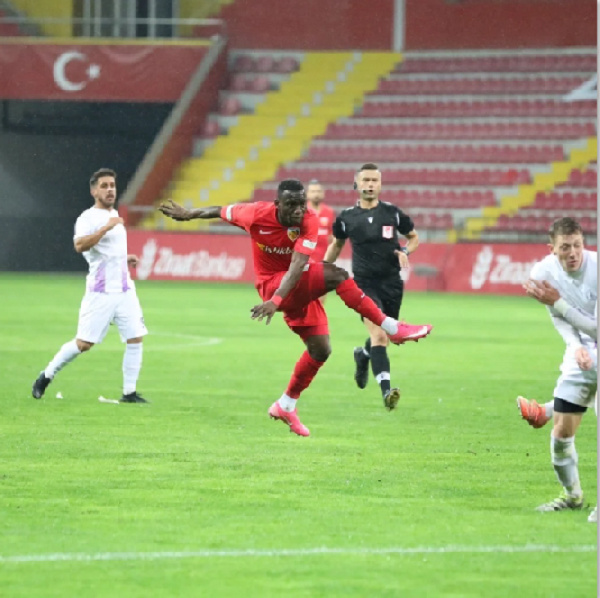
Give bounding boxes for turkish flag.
[0,41,209,102]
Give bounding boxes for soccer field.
[1,274,596,598]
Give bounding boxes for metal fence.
[0,0,226,38]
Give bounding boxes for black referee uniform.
[332,200,414,403]
[332,200,413,318]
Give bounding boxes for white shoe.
[588,506,597,523]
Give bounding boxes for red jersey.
[311,203,336,262]
[220,202,319,280]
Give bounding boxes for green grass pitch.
[0,273,596,597]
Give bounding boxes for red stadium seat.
[232,54,255,73]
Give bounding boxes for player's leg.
[375,277,404,410]
[363,318,399,409]
[269,326,330,437]
[31,293,110,399]
[353,339,370,389]
[537,400,586,511]
[113,291,149,404]
[516,396,553,428]
[321,263,432,344]
[268,293,331,436]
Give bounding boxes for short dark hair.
[277,178,304,197]
[307,179,322,187]
[90,168,117,187]
[358,163,379,173]
[549,217,584,242]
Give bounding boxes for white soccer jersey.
[74,207,134,294]
[530,250,597,346]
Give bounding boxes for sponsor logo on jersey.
[256,242,294,255]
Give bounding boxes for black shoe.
[119,392,149,404]
[383,388,401,412]
[353,347,369,389]
[32,372,52,399]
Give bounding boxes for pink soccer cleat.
[268,401,310,437]
[387,322,433,345]
[516,396,551,429]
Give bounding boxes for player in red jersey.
[159,180,432,437]
[306,179,335,263]
[306,180,335,305]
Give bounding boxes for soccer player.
[515,218,597,513]
[306,179,335,262]
[306,180,335,305]
[31,169,148,404]
[517,280,597,428]
[158,179,432,437]
[323,163,420,411]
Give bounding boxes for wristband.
[271,295,283,307]
[399,247,410,255]
[553,298,570,317]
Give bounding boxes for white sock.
[44,339,81,379]
[380,317,398,335]
[278,393,297,413]
[551,434,582,498]
[123,343,143,395]
[544,401,554,419]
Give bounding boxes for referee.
[324,163,420,411]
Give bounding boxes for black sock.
[364,338,371,357]
[370,345,391,396]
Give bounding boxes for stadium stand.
[137,44,596,242]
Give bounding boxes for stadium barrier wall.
[128,231,576,295]
[216,0,395,50]
[212,0,593,50]
[405,0,596,49]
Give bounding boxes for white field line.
[4,333,223,352]
[0,544,595,564]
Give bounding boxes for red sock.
[285,351,325,399]
[335,278,385,326]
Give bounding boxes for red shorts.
[256,261,329,338]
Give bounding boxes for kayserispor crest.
[287,227,300,241]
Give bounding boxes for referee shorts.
[354,273,404,320]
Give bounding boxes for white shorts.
[76,290,148,344]
[553,343,597,408]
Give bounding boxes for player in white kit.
[31,168,148,403]
[515,218,597,513]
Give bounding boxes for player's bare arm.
[127,254,139,267]
[323,238,345,263]
[158,199,221,221]
[74,216,123,253]
[250,251,310,325]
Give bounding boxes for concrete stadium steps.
[460,137,597,240]
[322,120,596,141]
[151,52,400,229]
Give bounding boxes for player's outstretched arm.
[158,199,222,221]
